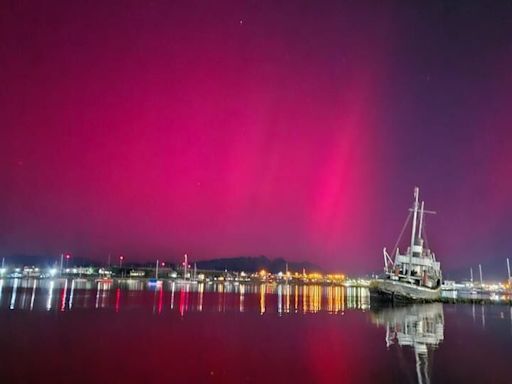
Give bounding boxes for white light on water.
[10,279,18,310]
[30,280,37,310]
[69,280,75,310]
[47,281,54,311]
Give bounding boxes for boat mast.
[418,201,425,241]
[507,258,511,284]
[408,187,420,278]
[479,264,483,286]
[156,259,159,279]
[183,254,188,280]
[470,267,474,283]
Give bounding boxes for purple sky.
[1,1,512,277]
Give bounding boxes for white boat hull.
[370,279,441,302]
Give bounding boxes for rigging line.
[423,220,430,251]
[391,211,412,258]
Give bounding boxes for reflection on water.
[372,304,444,384]
[0,278,371,314]
[1,278,512,383]
[10,278,17,309]
[30,279,36,310]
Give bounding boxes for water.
[0,279,511,383]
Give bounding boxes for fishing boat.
[370,187,442,301]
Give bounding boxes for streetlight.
[119,255,125,278]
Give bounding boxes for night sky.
[1,1,512,277]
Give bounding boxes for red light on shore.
[161,262,165,267]
[119,256,124,261]
[65,253,71,260]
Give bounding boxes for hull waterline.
[370,279,441,302]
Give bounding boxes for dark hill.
[195,255,321,274]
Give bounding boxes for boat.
[170,254,198,284]
[370,187,442,302]
[148,260,162,286]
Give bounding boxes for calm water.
[0,279,511,383]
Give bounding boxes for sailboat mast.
[479,264,483,285]
[470,267,474,283]
[184,254,188,280]
[156,259,159,279]
[507,258,511,283]
[408,187,420,278]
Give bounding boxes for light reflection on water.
[371,304,444,384]
[1,278,512,383]
[0,278,370,314]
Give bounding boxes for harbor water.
[0,279,511,383]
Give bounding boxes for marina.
[0,278,511,383]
